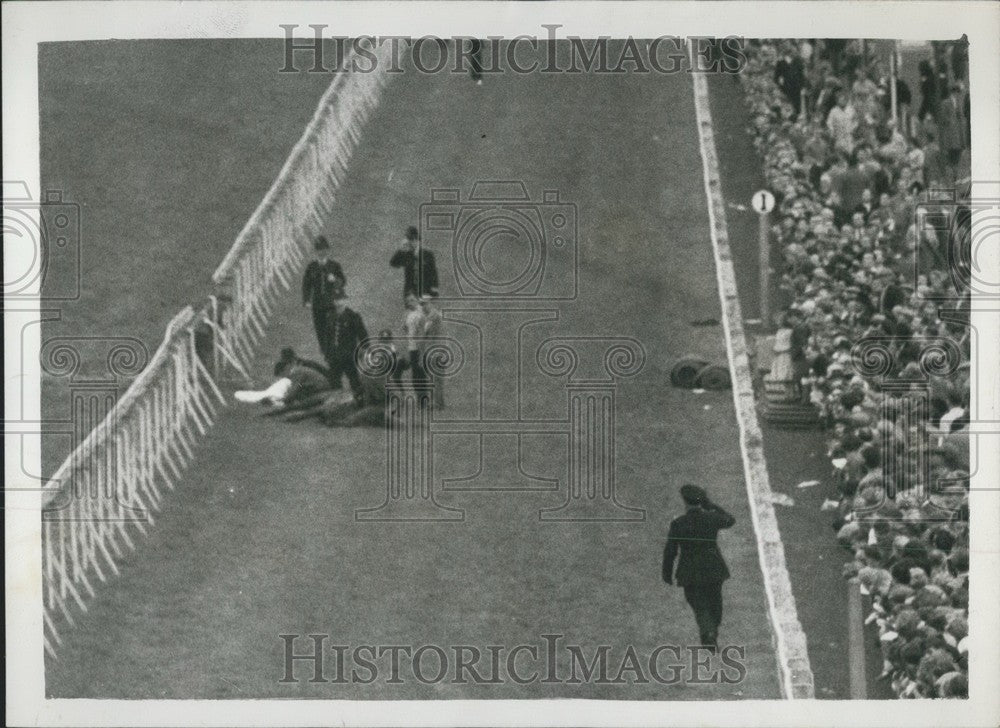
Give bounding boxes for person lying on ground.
[273,346,334,385]
[281,358,388,427]
[234,350,332,408]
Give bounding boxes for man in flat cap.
[302,235,347,362]
[662,484,736,651]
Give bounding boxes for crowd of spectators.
[739,39,971,698]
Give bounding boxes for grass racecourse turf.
[41,40,781,699]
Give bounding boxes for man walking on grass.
[662,484,736,652]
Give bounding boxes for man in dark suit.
[303,236,347,361]
[937,84,967,180]
[323,292,369,402]
[773,43,805,117]
[662,484,736,651]
[390,225,439,299]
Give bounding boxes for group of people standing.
[300,225,445,413]
[773,39,970,187]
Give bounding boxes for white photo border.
[4,2,999,726]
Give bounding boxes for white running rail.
[40,306,226,657]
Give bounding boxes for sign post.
[847,578,868,699]
[751,189,775,330]
[889,42,899,127]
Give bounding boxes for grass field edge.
[690,68,816,700]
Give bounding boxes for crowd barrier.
[40,305,226,657]
[40,44,394,656]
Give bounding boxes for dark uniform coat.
[937,96,967,154]
[323,306,369,399]
[662,503,736,586]
[303,259,348,363]
[325,307,368,365]
[390,248,439,298]
[302,260,346,309]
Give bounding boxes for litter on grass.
[770,492,795,507]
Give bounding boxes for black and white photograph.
[4,2,999,726]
